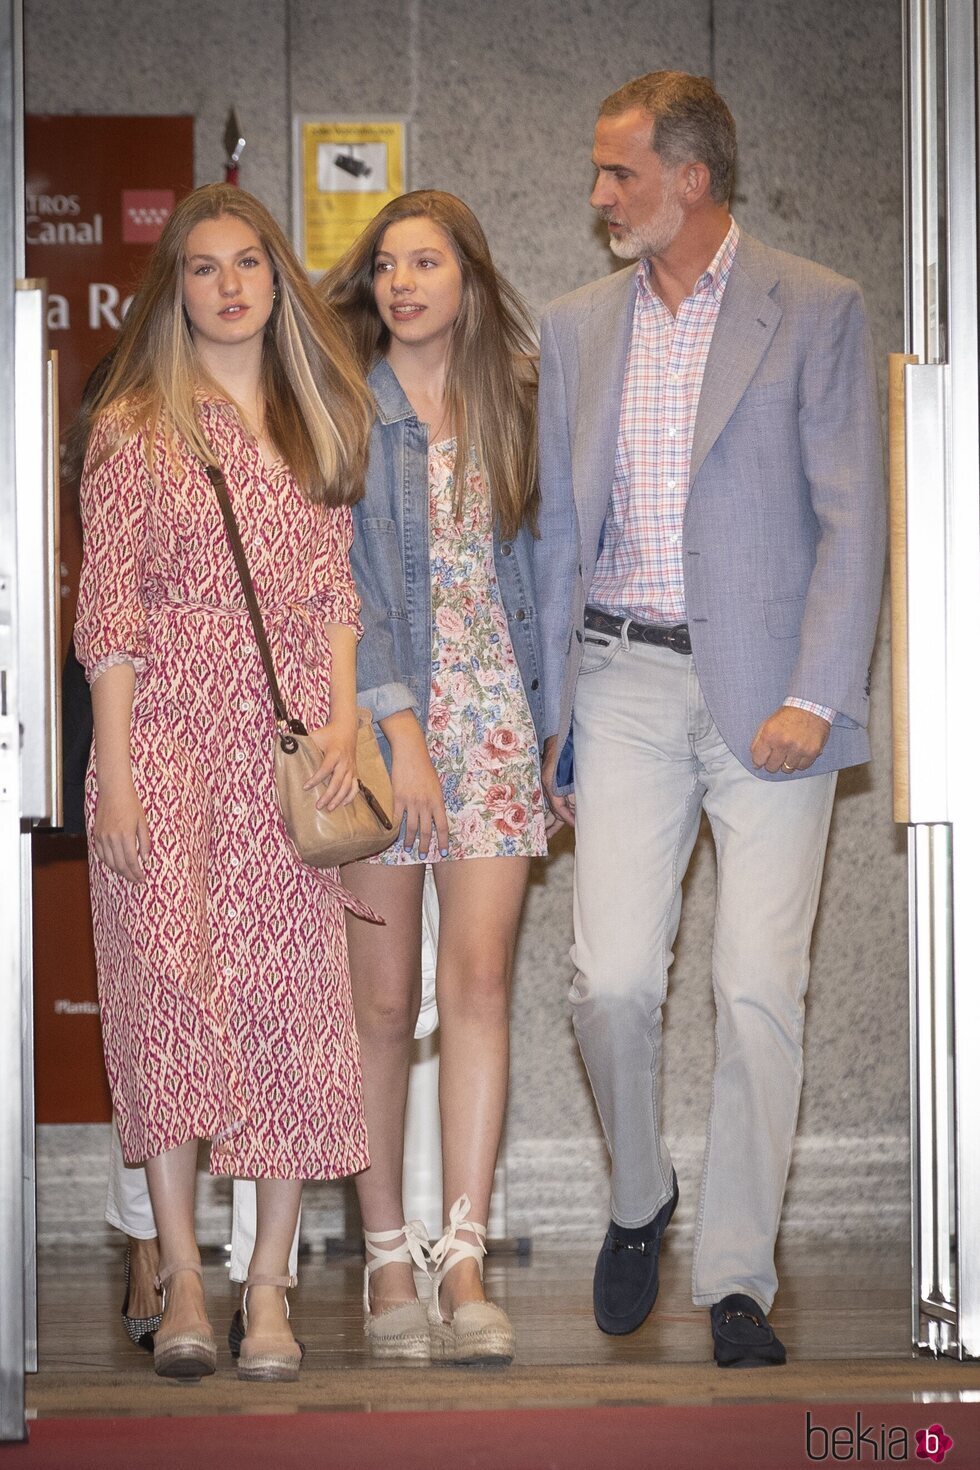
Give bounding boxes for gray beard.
[607,195,685,261]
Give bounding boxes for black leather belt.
[584,606,692,655]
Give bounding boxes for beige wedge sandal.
[428,1195,515,1366]
[363,1219,431,1360]
[152,1262,217,1380]
[236,1273,304,1382]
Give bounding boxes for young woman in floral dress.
[324,191,546,1366]
[74,184,373,1382]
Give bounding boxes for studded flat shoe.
[121,1244,162,1353]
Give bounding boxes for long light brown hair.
[73,183,372,504]
[321,190,538,538]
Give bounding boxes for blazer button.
[530,678,539,690]
[515,609,526,621]
[501,542,513,555]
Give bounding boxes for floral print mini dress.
[378,439,546,864]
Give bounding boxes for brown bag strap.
[204,462,307,744]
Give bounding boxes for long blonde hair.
[77,184,372,504]
[321,190,538,538]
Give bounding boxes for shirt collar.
[636,217,740,306]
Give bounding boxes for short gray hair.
[599,71,736,205]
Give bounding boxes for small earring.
[272,286,279,302]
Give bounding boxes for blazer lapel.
[690,236,783,483]
[573,268,636,525]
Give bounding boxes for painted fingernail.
[440,848,449,858]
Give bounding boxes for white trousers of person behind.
[570,629,837,1314]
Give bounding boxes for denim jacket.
[352,357,545,770]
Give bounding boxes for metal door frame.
[0,0,26,1443]
[902,0,980,1359]
[1,0,60,1437]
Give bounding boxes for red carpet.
[5,1403,978,1470]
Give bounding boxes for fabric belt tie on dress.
[584,605,692,655]
[149,597,326,667]
[147,597,379,922]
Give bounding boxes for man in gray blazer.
[535,71,885,1366]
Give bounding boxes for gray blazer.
[534,232,886,789]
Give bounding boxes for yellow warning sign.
[294,118,408,273]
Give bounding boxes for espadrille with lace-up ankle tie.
[427,1195,514,1367]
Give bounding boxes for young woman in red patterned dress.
[74,184,373,1382]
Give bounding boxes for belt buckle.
[665,625,683,653]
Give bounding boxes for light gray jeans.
[570,630,837,1312]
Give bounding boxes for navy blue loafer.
[710,1293,786,1367]
[593,1171,679,1335]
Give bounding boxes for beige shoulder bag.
[205,462,397,868]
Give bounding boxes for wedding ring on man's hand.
[782,762,794,772]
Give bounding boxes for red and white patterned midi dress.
[74,397,370,1181]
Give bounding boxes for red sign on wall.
[26,115,194,1124]
[26,115,194,628]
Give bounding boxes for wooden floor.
[28,1233,980,1419]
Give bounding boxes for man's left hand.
[750,706,831,774]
